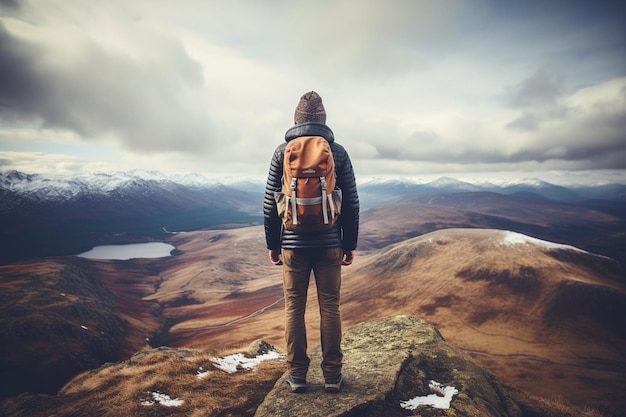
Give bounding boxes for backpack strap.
[290,177,298,225]
[320,176,329,224]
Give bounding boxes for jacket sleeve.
[263,145,285,250]
[333,144,360,251]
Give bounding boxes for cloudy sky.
[0,0,625,184]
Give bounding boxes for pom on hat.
[294,91,326,124]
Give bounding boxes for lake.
[77,242,175,260]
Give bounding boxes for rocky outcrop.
[255,315,521,417]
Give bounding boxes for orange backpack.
[274,136,342,233]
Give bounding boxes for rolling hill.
[1,170,625,415]
[2,223,624,413]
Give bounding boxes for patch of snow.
[141,391,184,407]
[211,350,284,374]
[400,380,458,410]
[500,231,586,253]
[196,366,211,379]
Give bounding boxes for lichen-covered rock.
[254,315,521,417]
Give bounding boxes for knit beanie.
[294,91,326,124]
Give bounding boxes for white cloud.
[0,0,624,184]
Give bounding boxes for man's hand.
[269,249,282,265]
[342,250,355,266]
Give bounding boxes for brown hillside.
[370,195,626,267]
[142,226,625,412]
[1,197,625,414]
[341,228,626,411]
[0,258,160,397]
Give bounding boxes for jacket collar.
[285,122,335,143]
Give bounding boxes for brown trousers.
[282,247,343,380]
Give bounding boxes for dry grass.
[2,343,285,417]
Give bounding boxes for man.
[263,91,359,393]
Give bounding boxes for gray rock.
[254,315,521,417]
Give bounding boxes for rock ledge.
[255,315,521,417]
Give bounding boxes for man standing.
[263,91,359,393]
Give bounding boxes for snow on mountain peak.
[429,176,462,185]
[0,170,227,202]
[500,231,586,253]
[427,176,480,191]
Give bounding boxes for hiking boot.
[324,374,343,393]
[285,374,307,393]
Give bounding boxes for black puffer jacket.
[263,122,359,251]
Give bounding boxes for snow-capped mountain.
[0,170,229,202]
[4,170,624,207]
[357,176,626,203]
[0,170,266,263]
[1,169,624,264]
[0,170,267,216]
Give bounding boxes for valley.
[1,171,626,415]
[2,218,625,413]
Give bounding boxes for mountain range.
[2,169,624,265]
[359,175,626,202]
[0,170,262,264]
[3,170,626,205]
[1,169,625,415]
